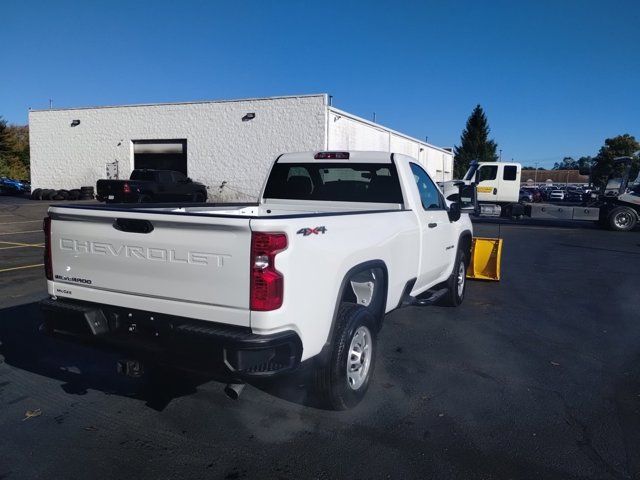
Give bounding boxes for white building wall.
[29,95,328,201]
[327,107,454,182]
[29,95,455,201]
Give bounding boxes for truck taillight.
[123,183,131,194]
[250,232,287,311]
[43,216,52,280]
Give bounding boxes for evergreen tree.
[453,105,498,178]
[591,134,639,187]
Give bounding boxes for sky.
[2,0,639,168]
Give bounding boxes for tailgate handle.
[113,218,154,234]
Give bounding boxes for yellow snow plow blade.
[467,237,503,281]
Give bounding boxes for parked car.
[519,188,533,202]
[96,169,208,203]
[41,151,473,410]
[564,189,583,202]
[549,189,565,201]
[0,177,30,195]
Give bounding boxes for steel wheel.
[346,325,372,390]
[457,261,466,297]
[614,211,633,229]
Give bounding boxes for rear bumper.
[40,298,302,377]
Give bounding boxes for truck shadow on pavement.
[0,301,320,411]
[0,302,221,411]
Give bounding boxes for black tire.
[80,186,94,194]
[57,189,70,200]
[439,247,468,307]
[30,188,42,200]
[608,206,638,232]
[43,189,57,200]
[193,191,206,202]
[68,189,81,200]
[78,194,94,201]
[314,303,377,410]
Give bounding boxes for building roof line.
[29,93,329,113]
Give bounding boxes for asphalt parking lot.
[0,196,639,479]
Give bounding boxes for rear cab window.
[263,163,404,203]
[130,170,155,181]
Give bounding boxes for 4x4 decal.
[297,226,327,236]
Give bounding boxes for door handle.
[493,188,497,195]
[428,223,438,228]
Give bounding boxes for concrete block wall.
[29,95,328,201]
[29,94,454,202]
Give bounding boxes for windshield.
[263,162,403,203]
[464,163,479,181]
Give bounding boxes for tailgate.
[96,180,127,196]
[48,207,251,326]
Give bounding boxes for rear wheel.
[314,304,376,410]
[608,206,637,232]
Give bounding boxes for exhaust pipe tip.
[224,383,245,400]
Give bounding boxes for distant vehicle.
[549,190,565,201]
[0,177,30,195]
[96,169,208,203]
[519,189,533,202]
[521,186,542,202]
[564,190,584,203]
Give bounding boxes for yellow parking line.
[0,244,44,250]
[0,240,43,247]
[0,230,43,236]
[0,220,42,225]
[0,263,44,273]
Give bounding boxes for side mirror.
[448,202,461,222]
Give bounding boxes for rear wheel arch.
[317,260,389,364]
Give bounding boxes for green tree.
[0,116,30,179]
[453,105,498,178]
[591,134,639,187]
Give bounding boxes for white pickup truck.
[41,151,473,409]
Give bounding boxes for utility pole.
[499,149,502,161]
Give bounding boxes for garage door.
[133,140,187,175]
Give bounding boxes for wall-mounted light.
[242,112,256,122]
[70,119,81,127]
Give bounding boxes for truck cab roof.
[277,151,395,164]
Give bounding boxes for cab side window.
[410,163,443,210]
[503,165,518,181]
[477,165,498,182]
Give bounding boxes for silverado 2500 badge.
[297,226,327,236]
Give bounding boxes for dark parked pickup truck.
[96,169,208,203]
